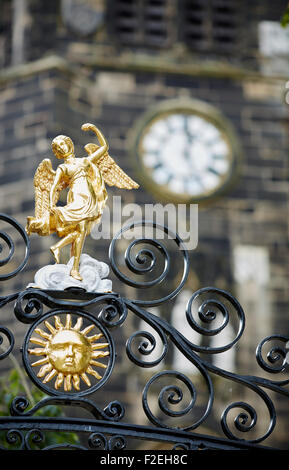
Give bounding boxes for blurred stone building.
[0,0,288,449]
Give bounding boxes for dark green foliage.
[281,3,289,27]
[0,368,79,449]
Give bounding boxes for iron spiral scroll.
[0,214,288,450]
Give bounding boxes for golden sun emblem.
[28,314,110,392]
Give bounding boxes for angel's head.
[52,135,74,160]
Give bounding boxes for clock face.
[131,102,240,203]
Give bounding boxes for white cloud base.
[27,254,112,293]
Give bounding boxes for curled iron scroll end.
[0,213,30,281]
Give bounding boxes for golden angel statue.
[26,123,139,281]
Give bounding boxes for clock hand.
[207,166,221,176]
[183,116,196,145]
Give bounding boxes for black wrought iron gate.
[0,214,288,450]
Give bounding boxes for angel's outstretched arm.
[49,167,63,208]
[81,123,109,163]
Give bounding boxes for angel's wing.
[34,159,66,218]
[33,159,55,219]
[84,143,139,190]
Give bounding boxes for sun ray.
[65,314,72,329]
[28,347,47,356]
[64,374,72,392]
[89,359,107,369]
[91,343,109,350]
[34,328,51,340]
[81,325,95,336]
[86,333,103,343]
[55,373,64,390]
[43,369,57,383]
[73,317,83,331]
[87,365,102,380]
[44,320,57,334]
[30,337,48,347]
[37,363,53,378]
[81,373,91,387]
[54,315,64,330]
[31,357,49,367]
[73,374,80,391]
[92,350,109,359]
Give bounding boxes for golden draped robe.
[53,157,107,237]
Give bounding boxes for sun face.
[28,314,110,392]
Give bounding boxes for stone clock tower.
[0,0,288,448]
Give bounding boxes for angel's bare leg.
[50,231,78,264]
[70,221,87,281]
[70,241,75,259]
